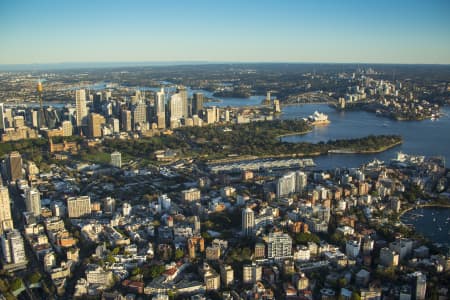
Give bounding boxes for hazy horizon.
[2,60,450,72]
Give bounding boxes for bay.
[400,207,450,245]
[279,104,450,170]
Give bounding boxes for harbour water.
[279,104,450,170]
[400,207,450,245]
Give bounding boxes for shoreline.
[277,130,312,138]
[399,203,450,218]
[327,140,403,154]
[205,136,402,164]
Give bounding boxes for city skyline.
[1,0,450,65]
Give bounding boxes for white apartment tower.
[25,187,41,217]
[242,207,255,236]
[266,232,293,260]
[277,172,296,198]
[156,88,166,129]
[295,171,307,192]
[110,151,122,168]
[75,89,88,127]
[0,187,13,234]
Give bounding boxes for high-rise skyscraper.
[0,103,5,133]
[121,109,132,132]
[93,92,103,113]
[156,88,166,129]
[277,172,296,198]
[1,229,27,266]
[242,207,255,236]
[31,110,39,128]
[177,86,188,118]
[62,120,73,136]
[75,89,88,127]
[3,108,12,128]
[192,93,204,116]
[132,102,147,130]
[87,113,106,138]
[25,187,41,217]
[414,272,427,300]
[6,151,23,182]
[295,171,307,192]
[0,186,13,234]
[170,93,184,121]
[206,106,217,124]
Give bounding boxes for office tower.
[224,110,230,122]
[13,116,25,128]
[242,207,255,236]
[0,187,13,234]
[177,86,188,118]
[192,93,204,116]
[0,103,5,132]
[110,151,122,168]
[132,102,147,130]
[264,91,271,105]
[27,162,39,179]
[93,92,103,113]
[75,89,88,127]
[88,113,106,138]
[44,107,59,130]
[62,120,73,136]
[1,229,27,265]
[3,108,13,128]
[25,187,41,217]
[36,80,48,128]
[31,110,39,128]
[414,272,426,300]
[156,88,166,129]
[276,172,296,198]
[108,118,120,133]
[105,102,113,117]
[266,232,293,260]
[121,109,132,132]
[131,90,142,105]
[67,196,92,218]
[170,93,183,121]
[6,151,23,182]
[295,171,307,192]
[206,107,217,124]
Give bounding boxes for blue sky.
[0,0,449,64]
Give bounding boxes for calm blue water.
[279,104,450,170]
[400,207,450,245]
